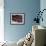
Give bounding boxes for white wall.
[40,0,46,27]
[0,0,4,42]
[40,0,46,45]
[40,0,46,9]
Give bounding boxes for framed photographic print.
[10,13,25,25]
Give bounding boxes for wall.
[40,0,46,27]
[40,0,46,45]
[4,0,40,42]
[0,0,4,42]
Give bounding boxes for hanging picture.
[10,13,25,25]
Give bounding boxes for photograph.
[10,13,25,25]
